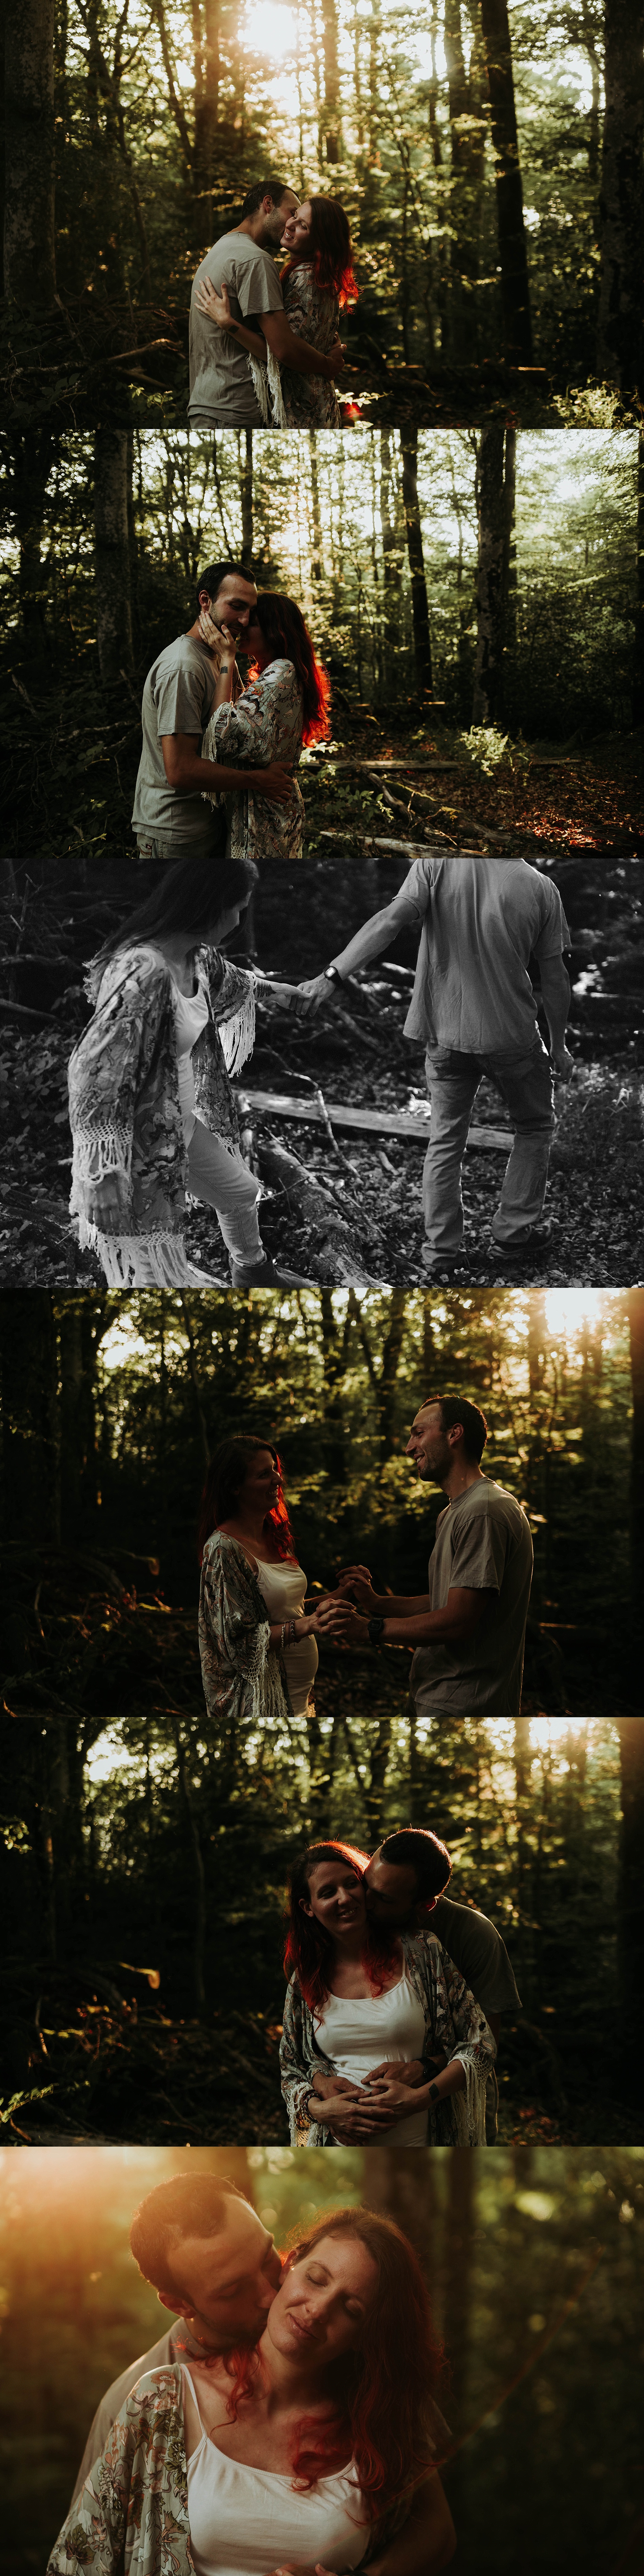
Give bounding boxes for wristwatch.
[428,2081,440,2107]
[367,1616,385,1646]
[324,964,343,983]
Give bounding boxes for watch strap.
[367,1616,385,1646]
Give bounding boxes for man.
[364,1826,522,2143]
[323,1394,534,1717]
[300,842,573,1273]
[189,179,344,428]
[131,559,291,874]
[71,2172,282,2501]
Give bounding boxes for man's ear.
[414,1897,437,1924]
[158,2288,192,2318]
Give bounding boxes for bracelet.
[281,1619,297,1651]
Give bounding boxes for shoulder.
[118,2363,181,2426]
[487,1480,529,1525]
[97,944,168,999]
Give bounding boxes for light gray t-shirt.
[189,233,284,425]
[429,1898,522,2014]
[383,851,571,1054]
[410,1477,534,1717]
[132,634,219,847]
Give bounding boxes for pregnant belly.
[283,1631,318,1714]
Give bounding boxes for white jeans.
[186,1122,263,1262]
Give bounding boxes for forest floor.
[1,699,642,1287]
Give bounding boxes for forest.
[2,2143,644,2575]
[2,427,643,1288]
[1,1285,644,2145]
[2,0,643,421]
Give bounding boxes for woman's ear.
[299,1893,313,1917]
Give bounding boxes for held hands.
[296,973,341,1014]
[335,1564,384,1615]
[194,276,238,334]
[363,2058,426,2090]
[261,981,317,1018]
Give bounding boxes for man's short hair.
[239,178,293,220]
[379,1828,452,1901]
[129,2173,247,2296]
[423,1395,488,1461]
[196,562,255,615]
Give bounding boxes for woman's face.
[281,199,313,252]
[264,2231,377,2369]
[209,899,244,946]
[239,1447,282,1517]
[300,1859,366,1940]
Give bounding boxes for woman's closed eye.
[305,2267,363,2317]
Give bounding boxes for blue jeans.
[423,1038,555,1251]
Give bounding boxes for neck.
[155,933,200,973]
[229,1503,272,1544]
[237,214,270,244]
[257,2328,326,2409]
[441,1458,485,1501]
[332,1920,370,1966]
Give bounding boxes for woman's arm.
[369,2474,456,2576]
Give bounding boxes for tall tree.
[597,0,644,387]
[617,1720,644,2105]
[444,0,486,362]
[94,427,135,681]
[627,1289,644,1665]
[472,421,510,724]
[321,0,343,163]
[6,429,56,659]
[634,428,644,725]
[0,1292,60,1543]
[240,431,253,567]
[479,0,533,363]
[3,0,56,304]
[400,433,432,689]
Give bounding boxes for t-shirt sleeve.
[434,1902,522,2012]
[154,658,210,739]
[387,857,432,928]
[448,1503,509,1594]
[237,250,284,319]
[533,879,572,960]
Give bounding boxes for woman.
[68,834,307,1289]
[195,197,357,427]
[48,2210,456,2576]
[199,1437,330,1754]
[200,589,330,876]
[281,1841,496,2147]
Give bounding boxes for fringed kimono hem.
[448,2058,489,2146]
[247,350,287,429]
[76,1221,192,1287]
[71,1128,133,1185]
[218,986,256,1076]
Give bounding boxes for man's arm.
[539,953,574,1077]
[318,1587,493,1651]
[261,308,343,378]
[161,734,291,803]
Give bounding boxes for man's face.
[406,1402,454,1484]
[363,1852,421,1931]
[162,2200,282,2350]
[261,187,299,242]
[203,572,258,638]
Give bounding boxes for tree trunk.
[444,0,485,361]
[8,429,56,661]
[321,0,343,162]
[240,431,253,566]
[627,1289,644,1670]
[617,1720,644,2106]
[3,0,56,304]
[503,418,517,657]
[597,0,644,387]
[479,0,533,363]
[58,1300,102,1538]
[359,2144,437,2249]
[0,1292,60,1543]
[94,427,134,681]
[194,0,220,231]
[472,421,507,725]
[633,429,644,725]
[400,432,432,689]
[443,2150,475,2411]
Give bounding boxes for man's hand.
[314,1599,370,1647]
[296,973,342,1011]
[310,2073,362,2101]
[261,981,314,1016]
[84,1174,128,1230]
[324,338,346,378]
[552,1043,575,1081]
[255,763,293,806]
[362,2059,426,2089]
[335,1564,384,1615]
[357,2076,430,2124]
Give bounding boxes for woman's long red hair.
[284,1841,399,2010]
[220,2208,445,2517]
[197,1436,295,1565]
[252,592,331,747]
[282,196,358,309]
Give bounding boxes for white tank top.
[171,975,210,1145]
[317,1977,428,2146]
[254,1558,318,1717]
[182,2368,369,2576]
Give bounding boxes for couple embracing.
[189,177,355,428]
[51,2171,456,2576]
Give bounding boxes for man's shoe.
[421,1246,467,1279]
[488,1221,554,1262]
[229,1255,310,1287]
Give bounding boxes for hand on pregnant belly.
[363,2056,426,2088]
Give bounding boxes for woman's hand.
[314,1599,370,1647]
[261,982,314,1017]
[296,974,342,1012]
[356,2077,430,2125]
[84,1174,129,1230]
[309,2074,362,2102]
[198,607,237,666]
[194,276,240,334]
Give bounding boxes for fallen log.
[236,1087,513,1150]
[306,757,462,773]
[256,1135,378,1286]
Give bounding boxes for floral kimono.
[202,661,305,873]
[280,1931,496,2147]
[281,268,342,426]
[68,942,261,1286]
[199,1529,294,1756]
[48,2363,448,2576]
[47,2368,193,2576]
